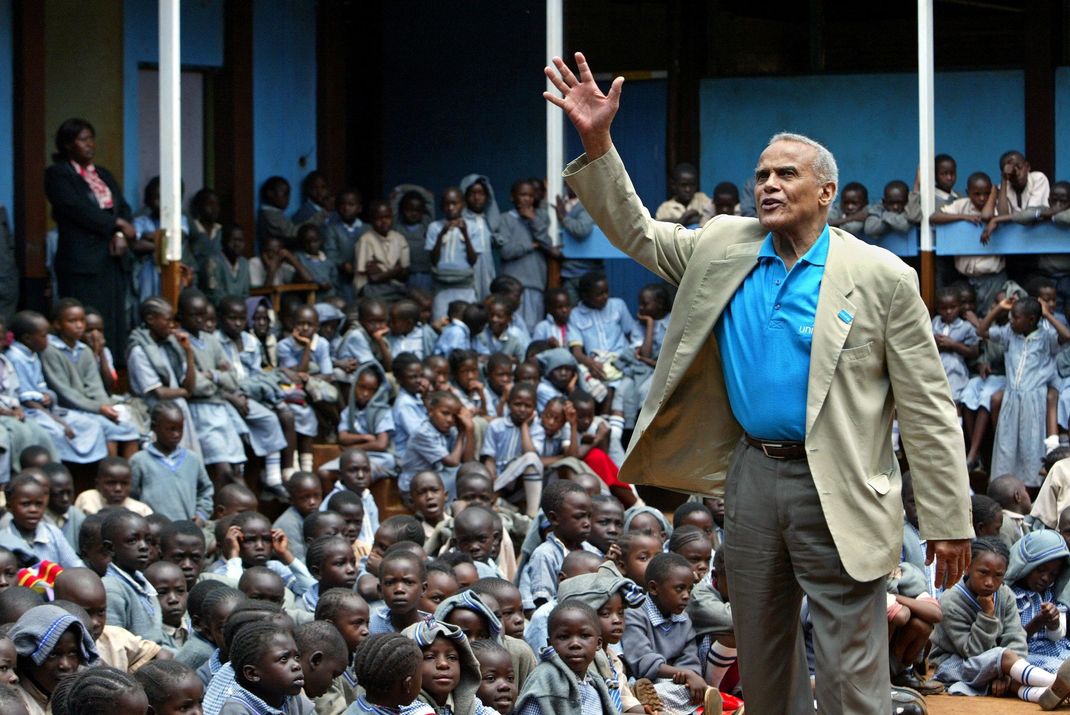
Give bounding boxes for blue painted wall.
[700,71,1025,203]
[252,0,317,217]
[0,0,13,227]
[1057,67,1070,183]
[380,0,546,206]
[122,0,225,208]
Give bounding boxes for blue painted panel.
[1057,67,1070,183]
[0,0,12,228]
[381,0,545,206]
[122,0,225,206]
[252,0,317,217]
[605,259,662,315]
[860,229,918,257]
[935,221,1070,255]
[699,71,1024,204]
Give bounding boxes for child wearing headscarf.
[10,604,99,715]
[1007,529,1070,673]
[401,618,492,715]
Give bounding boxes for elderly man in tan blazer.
[545,53,973,714]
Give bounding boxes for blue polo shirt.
[713,225,829,441]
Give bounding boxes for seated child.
[471,639,518,715]
[1006,530,1070,674]
[75,456,153,517]
[587,494,624,559]
[514,601,617,715]
[410,470,449,540]
[145,560,190,650]
[474,298,529,362]
[828,181,869,234]
[302,535,358,614]
[470,577,528,642]
[654,163,707,225]
[203,225,252,305]
[293,621,349,701]
[519,481,600,612]
[483,353,515,419]
[433,300,477,357]
[523,550,604,654]
[237,566,286,606]
[673,501,718,552]
[689,549,736,689]
[101,510,164,645]
[53,566,163,672]
[41,298,140,455]
[633,283,673,405]
[130,402,214,523]
[357,516,425,602]
[973,494,1004,537]
[989,474,1033,547]
[979,296,1070,487]
[622,552,709,712]
[320,447,379,545]
[42,463,84,553]
[885,561,943,695]
[0,473,83,568]
[863,180,911,235]
[212,511,315,596]
[369,549,430,635]
[392,352,430,456]
[9,604,99,713]
[498,180,553,330]
[325,491,369,560]
[624,505,672,544]
[173,581,238,669]
[314,588,371,713]
[669,525,713,586]
[199,598,291,705]
[452,504,506,580]
[249,235,318,288]
[219,622,306,713]
[276,303,338,449]
[159,519,208,592]
[421,560,460,614]
[336,298,391,376]
[387,300,437,361]
[932,286,980,409]
[273,471,322,561]
[324,188,366,298]
[294,224,339,298]
[355,199,410,302]
[349,632,428,715]
[135,660,206,715]
[338,362,396,479]
[399,391,475,497]
[559,563,649,712]
[532,287,573,348]
[7,310,108,463]
[77,513,110,576]
[402,619,484,715]
[931,536,1070,704]
[481,382,545,514]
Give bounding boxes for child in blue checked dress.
[979,296,1070,488]
[346,632,433,715]
[930,536,1070,704]
[932,286,980,410]
[277,304,338,456]
[1006,530,1070,673]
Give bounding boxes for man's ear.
[819,182,837,208]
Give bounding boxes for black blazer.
[44,160,133,276]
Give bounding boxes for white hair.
[766,132,839,189]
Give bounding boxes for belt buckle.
[761,442,783,459]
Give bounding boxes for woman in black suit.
[44,117,137,359]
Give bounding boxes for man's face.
[755,140,834,235]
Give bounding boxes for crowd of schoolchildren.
[0,147,1069,714]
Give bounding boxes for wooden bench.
[250,283,320,314]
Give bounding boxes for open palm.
[544,52,623,158]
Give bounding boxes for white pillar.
[917,0,935,253]
[546,0,564,245]
[160,0,182,262]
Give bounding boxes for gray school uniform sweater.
[496,210,550,290]
[39,341,112,413]
[130,444,214,522]
[104,562,165,645]
[273,506,308,561]
[622,597,702,680]
[930,582,1028,667]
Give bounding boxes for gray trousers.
[722,440,891,715]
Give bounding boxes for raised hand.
[544,52,623,160]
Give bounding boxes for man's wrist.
[581,133,613,161]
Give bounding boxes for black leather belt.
[744,434,807,460]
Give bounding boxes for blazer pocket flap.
[841,342,873,362]
[866,472,891,495]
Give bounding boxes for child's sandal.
[1040,658,1070,710]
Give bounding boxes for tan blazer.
[564,147,972,581]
